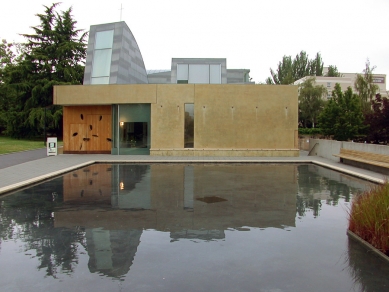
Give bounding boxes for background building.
[294,67,387,99]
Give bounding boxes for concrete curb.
[0,161,95,195]
[347,230,389,263]
[312,161,385,184]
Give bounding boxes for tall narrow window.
[91,30,114,84]
[184,104,194,148]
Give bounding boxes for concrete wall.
[54,84,157,105]
[309,139,389,162]
[193,85,297,149]
[54,84,298,156]
[308,139,342,162]
[150,84,194,149]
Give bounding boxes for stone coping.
[347,230,389,263]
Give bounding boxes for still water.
[0,163,388,292]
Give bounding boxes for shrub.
[348,182,389,255]
[298,128,323,136]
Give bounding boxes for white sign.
[47,137,58,156]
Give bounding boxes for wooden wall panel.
[86,114,112,151]
[64,106,112,153]
[62,164,112,204]
[69,124,87,151]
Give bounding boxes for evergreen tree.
[318,84,365,141]
[3,3,87,138]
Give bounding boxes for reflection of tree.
[326,179,351,205]
[346,238,389,292]
[297,165,354,217]
[0,179,85,277]
[296,195,321,217]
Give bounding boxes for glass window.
[112,105,118,149]
[189,64,209,84]
[95,30,114,49]
[177,64,188,82]
[91,77,109,84]
[116,104,151,155]
[210,64,221,84]
[119,122,148,149]
[184,104,194,148]
[91,49,112,77]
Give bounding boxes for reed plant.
[348,182,389,255]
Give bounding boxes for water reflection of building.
[86,228,142,278]
[55,164,298,277]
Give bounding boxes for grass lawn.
[0,136,62,155]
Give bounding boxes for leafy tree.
[266,51,324,84]
[2,3,87,138]
[298,77,326,128]
[354,60,379,113]
[318,84,365,141]
[325,65,342,77]
[364,94,389,144]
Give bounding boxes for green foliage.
[364,94,389,144]
[318,84,365,141]
[354,59,379,113]
[0,3,87,138]
[298,128,323,136]
[266,51,324,84]
[325,65,342,77]
[298,77,326,128]
[348,182,389,254]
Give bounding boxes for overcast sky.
[1,0,388,87]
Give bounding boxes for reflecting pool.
[1,163,389,292]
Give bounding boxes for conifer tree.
[3,3,87,138]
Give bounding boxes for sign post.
[47,137,58,156]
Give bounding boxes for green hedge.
[298,128,323,136]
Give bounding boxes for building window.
[177,63,221,84]
[184,104,194,148]
[177,64,189,83]
[91,30,114,84]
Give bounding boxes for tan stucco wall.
[193,85,297,149]
[54,84,157,105]
[151,84,194,148]
[54,84,298,156]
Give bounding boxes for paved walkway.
[0,150,388,195]
[0,148,47,169]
